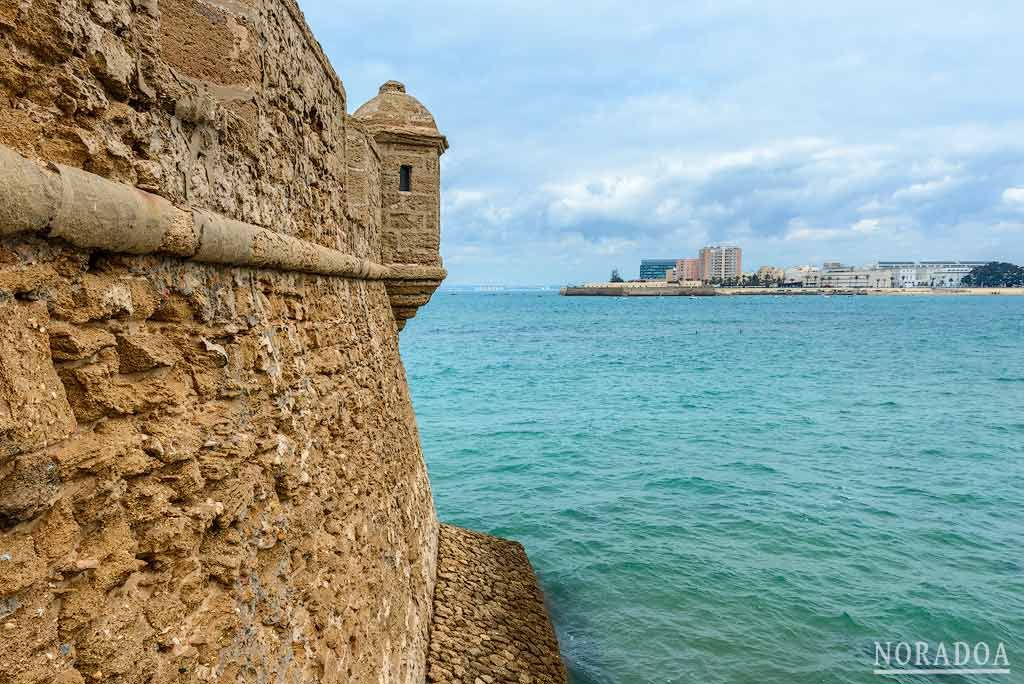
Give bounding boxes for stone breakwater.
[428,526,567,684]
[0,0,565,682]
[561,286,717,296]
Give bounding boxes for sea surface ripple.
[401,291,1024,684]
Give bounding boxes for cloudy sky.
[305,1,1024,284]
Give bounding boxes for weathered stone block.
[0,448,60,524]
[116,329,180,372]
[48,322,117,361]
[0,300,76,460]
[159,0,259,87]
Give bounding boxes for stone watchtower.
[355,81,448,328]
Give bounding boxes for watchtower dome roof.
[354,81,446,149]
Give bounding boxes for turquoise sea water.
[401,292,1024,684]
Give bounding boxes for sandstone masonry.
[427,526,567,684]
[0,1,564,683]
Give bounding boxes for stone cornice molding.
[371,130,450,154]
[0,145,444,285]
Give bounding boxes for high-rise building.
[699,245,742,282]
[676,258,701,281]
[639,259,679,281]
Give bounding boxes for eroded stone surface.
[0,0,359,255]
[0,241,439,683]
[0,298,78,460]
[427,525,567,684]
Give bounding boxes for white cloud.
[892,176,959,201]
[443,243,492,266]
[556,233,639,256]
[784,217,903,242]
[852,218,882,234]
[445,189,488,210]
[784,220,849,242]
[480,205,515,225]
[1002,187,1024,207]
[653,198,690,222]
[857,199,889,213]
[544,174,654,226]
[909,158,962,177]
[594,238,639,255]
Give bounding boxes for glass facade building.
[639,259,678,281]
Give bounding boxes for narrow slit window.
[399,165,412,192]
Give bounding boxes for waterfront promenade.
[560,285,1024,297]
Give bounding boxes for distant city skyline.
[631,254,993,289]
[634,253,997,279]
[308,1,1024,284]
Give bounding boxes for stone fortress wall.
[0,1,565,683]
[0,0,446,681]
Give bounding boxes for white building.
[812,262,893,289]
[819,269,893,289]
[699,245,742,282]
[783,265,820,286]
[928,267,970,288]
[879,261,988,288]
[891,267,922,288]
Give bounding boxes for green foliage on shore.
[712,274,784,287]
[962,262,1024,287]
